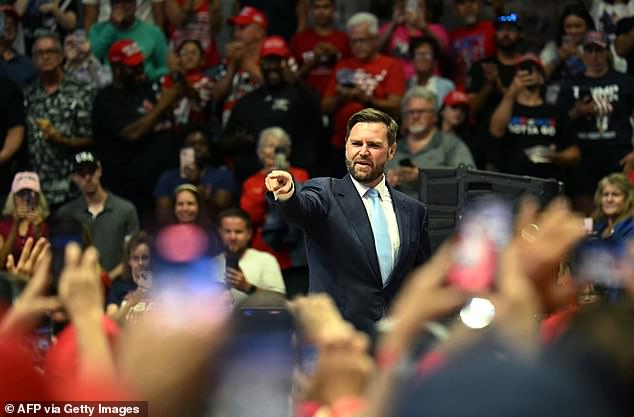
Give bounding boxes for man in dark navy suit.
[266,108,430,333]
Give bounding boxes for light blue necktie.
[366,188,392,286]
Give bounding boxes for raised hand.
[6,237,51,280]
[0,249,61,338]
[265,170,293,195]
[58,244,103,323]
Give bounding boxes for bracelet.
[330,396,366,417]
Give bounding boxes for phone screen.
[179,147,196,178]
[225,252,240,271]
[446,196,513,292]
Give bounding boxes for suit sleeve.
[416,204,432,266]
[267,178,329,230]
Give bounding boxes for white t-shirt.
[213,249,286,305]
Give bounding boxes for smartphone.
[274,147,289,170]
[446,196,513,293]
[225,252,240,271]
[28,316,53,368]
[518,60,535,74]
[562,34,575,47]
[336,68,356,88]
[179,147,196,178]
[399,158,415,168]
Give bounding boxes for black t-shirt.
[466,57,517,120]
[0,76,24,193]
[92,83,178,207]
[557,70,634,174]
[239,0,299,41]
[223,81,322,185]
[498,102,575,180]
[616,17,634,78]
[466,57,517,168]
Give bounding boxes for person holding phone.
[558,31,634,215]
[540,3,595,103]
[240,127,310,297]
[154,125,236,225]
[322,12,405,177]
[490,54,580,181]
[0,172,49,270]
[106,230,154,321]
[213,208,285,305]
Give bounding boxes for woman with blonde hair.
[592,172,634,241]
[0,172,50,269]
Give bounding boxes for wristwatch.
[246,284,257,294]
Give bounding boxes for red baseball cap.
[108,39,144,66]
[228,6,268,29]
[516,53,544,73]
[443,90,470,108]
[260,35,290,58]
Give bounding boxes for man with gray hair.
[386,86,475,198]
[24,33,93,209]
[322,11,405,176]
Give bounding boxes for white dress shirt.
[350,175,401,271]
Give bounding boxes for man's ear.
[387,143,396,160]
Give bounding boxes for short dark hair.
[409,35,440,61]
[177,39,204,56]
[218,207,253,230]
[344,108,398,147]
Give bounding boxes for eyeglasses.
[407,108,435,116]
[414,51,434,60]
[33,48,61,57]
[350,36,374,45]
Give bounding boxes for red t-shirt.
[449,20,496,90]
[290,29,350,96]
[0,219,49,262]
[240,168,310,270]
[324,54,406,148]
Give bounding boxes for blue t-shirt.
[153,166,237,198]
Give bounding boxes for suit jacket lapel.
[335,175,383,285]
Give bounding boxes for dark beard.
[497,42,518,55]
[345,158,384,184]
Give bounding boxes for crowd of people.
[1,0,634,416]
